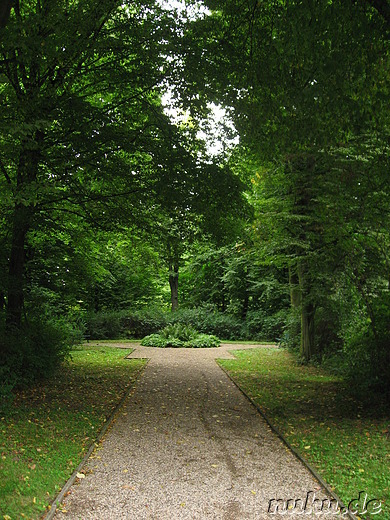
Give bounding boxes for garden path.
[54,343,335,519]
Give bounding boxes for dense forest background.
[1,0,389,397]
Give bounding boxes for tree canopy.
[1,0,389,395]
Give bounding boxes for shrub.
[141,324,221,348]
[85,307,168,339]
[245,308,288,341]
[0,318,73,401]
[184,334,220,348]
[160,323,197,341]
[85,310,128,339]
[141,333,168,348]
[169,305,245,340]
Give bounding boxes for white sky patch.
[162,92,239,156]
[197,103,239,156]
[159,0,210,19]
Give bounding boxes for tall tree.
[0,0,177,329]
[177,0,390,363]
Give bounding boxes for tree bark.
[5,142,40,329]
[5,204,31,329]
[289,265,301,308]
[0,0,15,28]
[169,262,179,312]
[297,262,316,363]
[300,300,315,363]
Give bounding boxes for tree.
[176,0,390,366]
[0,0,178,329]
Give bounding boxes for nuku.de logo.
[267,490,382,515]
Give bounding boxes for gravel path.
[55,343,336,519]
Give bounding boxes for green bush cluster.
[245,308,288,341]
[84,304,285,342]
[0,318,74,401]
[169,305,244,340]
[85,307,168,339]
[141,323,220,348]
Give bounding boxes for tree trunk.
[169,262,179,312]
[289,265,301,308]
[5,141,40,329]
[0,0,15,28]
[297,262,315,363]
[5,203,31,329]
[300,300,315,363]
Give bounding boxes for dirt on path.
[54,343,334,519]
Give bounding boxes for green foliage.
[245,308,288,342]
[170,305,245,340]
[141,323,220,348]
[85,307,168,340]
[159,323,197,342]
[185,333,221,348]
[85,304,289,343]
[342,304,390,397]
[0,318,73,400]
[139,333,168,348]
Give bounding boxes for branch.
[38,186,145,208]
[0,157,12,185]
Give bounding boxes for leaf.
[76,472,85,479]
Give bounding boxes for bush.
[169,305,245,340]
[85,307,168,340]
[245,308,288,341]
[85,306,246,341]
[184,334,220,348]
[141,324,221,348]
[0,318,73,400]
[343,326,390,397]
[160,323,197,341]
[85,310,128,339]
[141,333,168,348]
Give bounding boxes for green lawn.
[218,347,390,519]
[0,346,147,520]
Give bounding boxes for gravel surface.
[55,343,336,519]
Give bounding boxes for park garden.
[0,0,389,517]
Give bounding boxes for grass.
[0,346,147,520]
[218,347,390,519]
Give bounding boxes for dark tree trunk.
[0,0,15,28]
[300,300,315,363]
[5,141,40,330]
[5,204,31,329]
[169,262,179,312]
[297,262,316,363]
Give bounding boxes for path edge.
[42,358,149,520]
[217,361,358,520]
